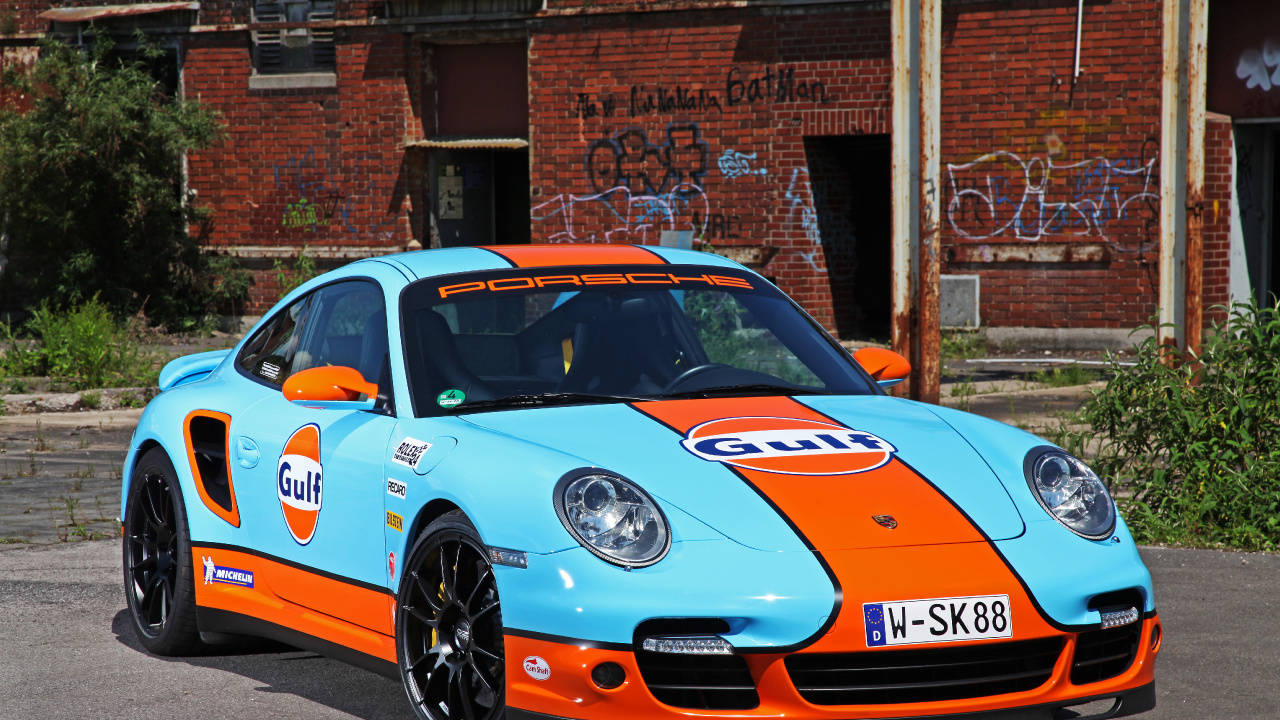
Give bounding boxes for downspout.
[1073,0,1084,83]
[1184,0,1208,356]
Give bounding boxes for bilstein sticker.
[278,424,323,544]
[392,438,432,468]
[523,656,551,681]
[386,511,404,532]
[680,416,896,476]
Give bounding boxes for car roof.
[377,243,747,280]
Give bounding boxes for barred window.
[252,1,335,75]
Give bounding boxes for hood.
[462,395,1025,552]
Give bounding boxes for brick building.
[0,0,1264,359]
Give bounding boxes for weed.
[20,450,36,477]
[273,246,319,297]
[949,376,978,413]
[1030,364,1100,388]
[0,12,19,36]
[941,329,987,362]
[6,379,26,394]
[119,393,145,409]
[70,464,96,480]
[33,419,54,451]
[80,390,102,410]
[78,436,91,449]
[0,537,28,544]
[1062,302,1280,551]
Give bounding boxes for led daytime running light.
[641,636,734,655]
[1098,606,1140,629]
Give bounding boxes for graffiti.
[726,66,831,107]
[785,165,858,278]
[945,151,1158,246]
[613,66,835,119]
[692,212,741,239]
[282,198,326,230]
[272,148,389,237]
[575,93,617,120]
[585,124,709,196]
[630,86,723,116]
[786,168,823,271]
[1237,39,1280,91]
[718,149,769,179]
[532,184,710,244]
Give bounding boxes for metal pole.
[918,0,941,404]
[890,0,913,397]
[1158,0,1184,349]
[1073,0,1085,80]
[1184,0,1207,355]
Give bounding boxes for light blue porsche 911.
[122,244,1159,720]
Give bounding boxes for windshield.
[400,264,877,416]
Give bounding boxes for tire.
[397,511,505,720]
[122,447,207,656]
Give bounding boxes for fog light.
[1098,606,1139,629]
[641,636,733,654]
[1150,622,1162,651]
[591,662,625,689]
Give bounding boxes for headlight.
[1025,449,1116,540]
[553,471,670,567]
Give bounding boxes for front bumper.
[502,616,1161,720]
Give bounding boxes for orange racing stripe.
[483,243,666,267]
[192,545,396,663]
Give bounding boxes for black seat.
[413,311,495,401]
[356,309,388,384]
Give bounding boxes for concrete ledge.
[983,327,1155,352]
[248,72,337,91]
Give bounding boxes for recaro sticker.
[523,656,551,681]
[278,424,323,545]
[680,416,896,476]
[387,478,407,500]
[392,437,433,468]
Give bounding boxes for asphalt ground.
[0,540,1274,719]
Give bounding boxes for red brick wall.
[528,6,893,331]
[184,27,420,312]
[940,0,1164,329]
[1202,116,1234,328]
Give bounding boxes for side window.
[291,281,387,384]
[236,296,313,386]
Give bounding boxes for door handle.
[235,436,260,469]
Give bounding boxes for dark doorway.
[431,148,531,247]
[802,135,892,341]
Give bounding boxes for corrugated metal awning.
[406,137,529,150]
[39,2,200,23]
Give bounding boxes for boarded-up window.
[435,43,528,137]
[252,1,336,74]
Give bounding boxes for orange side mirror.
[282,366,378,403]
[853,347,911,385]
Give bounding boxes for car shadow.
[111,609,408,719]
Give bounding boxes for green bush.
[0,33,229,327]
[1069,303,1280,551]
[1,299,165,390]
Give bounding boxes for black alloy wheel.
[123,447,205,656]
[398,512,505,720]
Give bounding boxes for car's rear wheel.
[122,447,206,656]
[397,511,505,720]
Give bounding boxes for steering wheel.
[662,363,731,392]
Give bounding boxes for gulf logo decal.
[278,424,323,545]
[680,416,896,475]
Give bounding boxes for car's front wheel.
[397,511,505,720]
[122,447,206,656]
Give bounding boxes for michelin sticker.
[392,438,433,468]
[202,556,254,588]
[387,478,407,500]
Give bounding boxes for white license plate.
[863,595,1012,647]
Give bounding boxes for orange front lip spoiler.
[504,616,1160,720]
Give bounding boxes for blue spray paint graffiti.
[273,148,390,237]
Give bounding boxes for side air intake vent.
[185,410,240,527]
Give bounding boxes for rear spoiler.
[158,349,232,392]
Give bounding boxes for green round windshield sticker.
[437,389,466,408]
